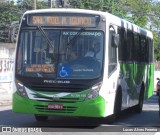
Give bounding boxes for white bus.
[12,9,154,121]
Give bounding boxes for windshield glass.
[16,29,104,79]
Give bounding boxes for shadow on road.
[0,109,102,129]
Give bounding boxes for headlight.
[85,82,102,100]
[15,80,28,98]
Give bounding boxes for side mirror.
[112,34,119,47]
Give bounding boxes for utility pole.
[56,0,64,8]
[32,0,36,10]
[48,0,53,8]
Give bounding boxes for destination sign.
[26,64,55,73]
[27,14,99,27]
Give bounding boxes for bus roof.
[23,8,153,39]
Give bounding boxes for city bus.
[12,8,154,121]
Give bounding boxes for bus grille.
[34,105,77,114]
[30,85,86,92]
[35,98,80,103]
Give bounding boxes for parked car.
[154,71,160,95]
[156,78,160,96]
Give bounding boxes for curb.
[0,100,12,106]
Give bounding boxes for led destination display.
[28,14,99,27]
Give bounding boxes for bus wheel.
[114,89,122,119]
[104,89,122,124]
[34,115,48,121]
[135,85,144,113]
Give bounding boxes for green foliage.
[68,0,151,27]
[17,0,48,12]
[150,2,160,60]
[17,0,33,10]
[114,0,152,27]
[68,0,115,12]
[0,1,19,28]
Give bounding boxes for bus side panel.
[144,63,154,99]
[120,63,146,108]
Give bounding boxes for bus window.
[126,30,134,62]
[140,36,147,62]
[134,33,140,62]
[16,30,60,78]
[118,27,126,62]
[108,26,117,76]
[148,38,153,63]
[59,30,104,79]
[16,29,104,79]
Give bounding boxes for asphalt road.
[0,93,160,134]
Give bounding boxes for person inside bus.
[85,41,101,59]
[83,41,101,73]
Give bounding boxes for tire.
[34,115,48,121]
[135,84,144,113]
[114,89,122,118]
[104,89,122,124]
[156,91,159,96]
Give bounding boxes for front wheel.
[34,115,48,121]
[114,89,122,118]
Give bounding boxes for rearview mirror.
[112,34,119,47]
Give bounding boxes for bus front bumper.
[12,93,106,117]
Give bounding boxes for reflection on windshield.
[16,29,104,79]
[66,27,86,48]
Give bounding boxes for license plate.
[48,104,63,110]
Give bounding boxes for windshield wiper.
[66,27,86,48]
[37,26,54,49]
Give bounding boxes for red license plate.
[48,104,63,110]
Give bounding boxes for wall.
[0,43,15,93]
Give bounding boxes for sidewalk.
[0,87,12,107]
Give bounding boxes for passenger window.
[108,26,117,76]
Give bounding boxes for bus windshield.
[16,29,104,79]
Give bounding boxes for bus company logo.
[44,80,56,84]
[44,79,70,84]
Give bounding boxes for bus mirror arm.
[112,34,119,48]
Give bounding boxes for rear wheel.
[135,84,144,113]
[34,115,48,121]
[156,91,159,96]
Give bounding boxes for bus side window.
[126,30,134,62]
[118,27,126,62]
[108,25,118,76]
[140,36,147,62]
[134,33,140,62]
[148,38,153,63]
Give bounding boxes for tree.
[17,0,48,13]
[0,1,20,42]
[0,1,19,28]
[150,2,160,60]
[114,0,152,27]
[67,0,127,20]
[68,0,152,27]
